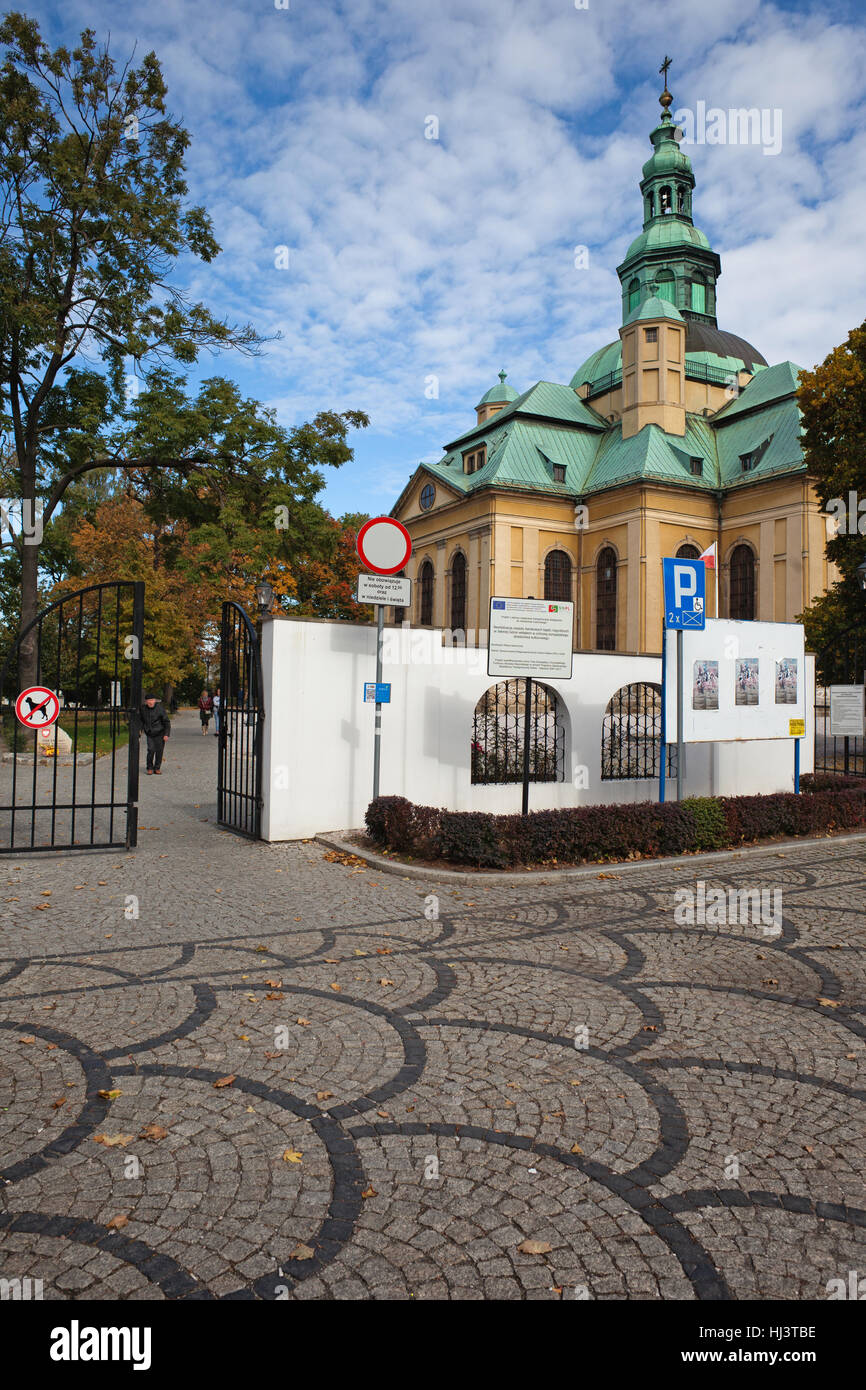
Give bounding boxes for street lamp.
[857,555,866,593]
[255,579,274,615]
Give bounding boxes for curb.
[314,828,866,885]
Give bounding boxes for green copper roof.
[475,369,519,409]
[624,219,712,261]
[446,380,605,450]
[713,361,802,422]
[623,294,684,325]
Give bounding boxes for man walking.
[141,693,171,774]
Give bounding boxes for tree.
[291,511,372,620]
[0,13,261,683]
[797,320,866,679]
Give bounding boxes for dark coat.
[140,701,171,737]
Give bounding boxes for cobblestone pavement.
[0,713,864,1300]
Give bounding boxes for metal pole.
[372,603,384,801]
[522,676,532,816]
[676,627,684,802]
[659,626,667,803]
[794,736,800,793]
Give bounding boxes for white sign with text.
[487,597,574,679]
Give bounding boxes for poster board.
[664,619,805,744]
[487,597,574,679]
[829,685,865,738]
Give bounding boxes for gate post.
[125,581,145,849]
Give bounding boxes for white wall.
[260,619,815,841]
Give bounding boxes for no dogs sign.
[15,686,60,729]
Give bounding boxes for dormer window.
[689,457,703,476]
[463,445,486,474]
[553,464,566,484]
[739,435,774,473]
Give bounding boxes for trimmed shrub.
[365,781,866,868]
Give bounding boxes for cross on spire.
[659,55,672,85]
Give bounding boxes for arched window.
[646,192,655,219]
[677,544,700,560]
[544,549,572,602]
[729,545,756,620]
[601,682,677,781]
[596,547,617,650]
[659,185,672,214]
[628,277,640,312]
[418,560,434,626]
[471,680,565,785]
[656,270,676,305]
[450,552,466,634]
[677,185,687,214]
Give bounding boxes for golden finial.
[659,55,673,110]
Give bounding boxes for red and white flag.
[699,542,716,570]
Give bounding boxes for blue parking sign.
[663,558,705,630]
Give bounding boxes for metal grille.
[602,681,677,781]
[544,549,572,602]
[0,582,144,853]
[450,552,466,633]
[814,625,865,779]
[471,680,565,785]
[729,544,755,620]
[217,601,264,838]
[677,544,700,559]
[596,547,617,650]
[418,561,434,625]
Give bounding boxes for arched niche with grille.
[601,681,677,781]
[729,544,756,620]
[677,543,700,560]
[544,548,572,602]
[471,680,566,785]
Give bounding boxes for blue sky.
[25,0,866,516]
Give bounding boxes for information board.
[829,685,865,737]
[356,574,411,606]
[664,619,806,744]
[487,597,574,679]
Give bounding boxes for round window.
[420,483,435,511]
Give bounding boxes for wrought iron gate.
[0,582,144,853]
[814,624,865,778]
[217,600,264,838]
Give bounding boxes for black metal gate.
[217,600,264,838]
[814,624,865,778]
[0,582,144,853]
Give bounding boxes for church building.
[391,72,833,652]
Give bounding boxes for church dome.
[475,369,518,409]
[569,323,767,392]
[624,220,711,260]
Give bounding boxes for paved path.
[0,712,864,1300]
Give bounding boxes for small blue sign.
[363,682,391,703]
[663,558,706,630]
[492,600,506,609]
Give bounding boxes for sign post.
[487,596,574,815]
[355,517,412,803]
[662,558,706,801]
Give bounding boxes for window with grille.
[729,545,755,620]
[602,682,677,780]
[553,464,566,484]
[463,446,487,474]
[471,681,565,785]
[450,552,466,633]
[689,457,703,476]
[596,547,617,650]
[418,560,434,625]
[677,544,700,559]
[544,549,572,602]
[645,327,658,343]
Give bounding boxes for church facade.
[390,77,833,653]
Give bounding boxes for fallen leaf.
[329,982,342,992]
[570,1143,583,1155]
[45,1043,58,1050]
[98,1089,122,1100]
[361,1186,377,1199]
[316,1090,333,1101]
[377,1110,391,1118]
[296,1017,311,1027]
[51,1097,67,1109]
[282,1149,303,1164]
[817,998,841,1008]
[264,1051,281,1060]
[213,1075,236,1088]
[18,1036,35,1045]
[375,947,392,955]
[265,992,284,1000]
[255,945,269,953]
[290,1243,315,1260]
[93,1133,134,1148]
[518,1239,552,1255]
[379,978,395,987]
[107,1213,129,1230]
[139,1123,168,1141]
[264,979,282,989]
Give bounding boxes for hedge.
[364,780,866,869]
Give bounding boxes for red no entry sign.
[16,686,60,729]
[356,517,412,575]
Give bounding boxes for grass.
[1,711,129,757]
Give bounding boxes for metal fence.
[601,681,677,781]
[471,680,565,785]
